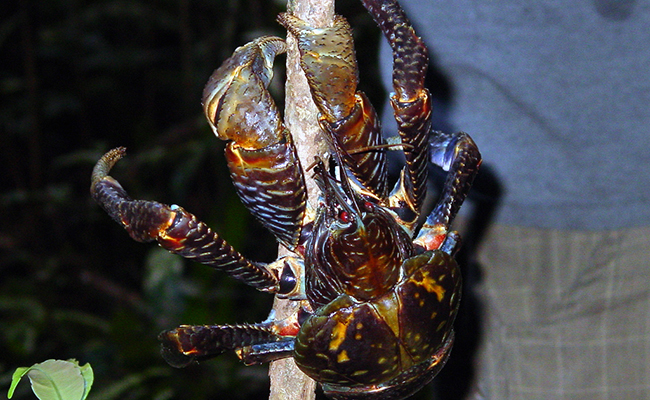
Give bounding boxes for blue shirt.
[380,0,650,229]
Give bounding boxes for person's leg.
[470,225,650,400]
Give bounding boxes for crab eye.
[339,210,351,223]
[363,201,373,211]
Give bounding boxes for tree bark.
[268,0,334,399]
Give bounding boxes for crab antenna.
[320,121,367,200]
[327,136,365,217]
[313,157,364,228]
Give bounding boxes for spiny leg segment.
[91,147,280,292]
[360,0,481,245]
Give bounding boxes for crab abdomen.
[294,250,461,396]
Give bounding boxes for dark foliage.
[1,0,388,399]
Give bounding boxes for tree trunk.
[268,0,334,399]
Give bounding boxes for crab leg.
[159,309,303,367]
[91,147,279,292]
[361,0,432,228]
[416,132,481,251]
[202,36,307,250]
[278,13,389,200]
[159,324,294,368]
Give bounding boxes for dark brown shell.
[294,250,461,394]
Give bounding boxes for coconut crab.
[91,0,480,398]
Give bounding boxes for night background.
[2,0,482,398]
[1,0,391,398]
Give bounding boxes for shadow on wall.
[421,57,504,400]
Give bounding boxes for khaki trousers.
[469,224,650,400]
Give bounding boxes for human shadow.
[425,56,504,400]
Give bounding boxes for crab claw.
[278,12,389,200]
[200,36,307,249]
[91,148,280,292]
[202,36,287,149]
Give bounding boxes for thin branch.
[268,0,334,399]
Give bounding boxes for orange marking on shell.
[415,270,446,302]
[329,313,355,351]
[337,350,350,363]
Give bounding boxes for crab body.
[91,0,480,398]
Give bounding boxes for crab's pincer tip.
[91,147,127,187]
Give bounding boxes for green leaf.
[8,359,93,400]
[78,362,94,400]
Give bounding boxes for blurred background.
[1,0,395,399]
